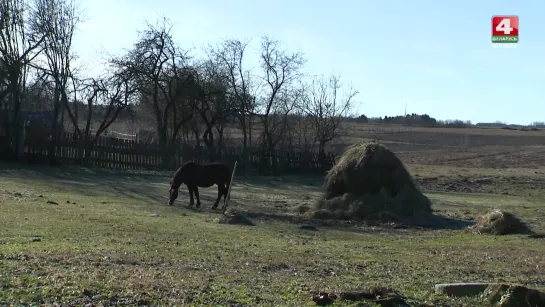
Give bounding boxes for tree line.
[0,0,358,169]
[352,113,542,129]
[352,113,472,128]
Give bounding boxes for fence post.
[221,160,238,214]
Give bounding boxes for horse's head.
[168,186,179,206]
[168,165,189,205]
[167,179,175,205]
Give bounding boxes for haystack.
[312,142,432,221]
[465,209,532,235]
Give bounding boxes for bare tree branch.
[109,16,195,167]
[0,0,49,156]
[255,36,306,171]
[302,74,358,154]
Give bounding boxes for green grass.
[1,163,545,306]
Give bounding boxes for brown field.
[2,124,545,306]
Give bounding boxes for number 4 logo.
[496,18,514,34]
[492,16,519,43]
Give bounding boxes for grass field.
[2,125,545,306]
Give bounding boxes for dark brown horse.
[168,161,232,210]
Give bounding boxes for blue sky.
[71,0,543,125]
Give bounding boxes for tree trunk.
[158,124,170,169]
[12,88,23,161]
[318,144,327,173]
[241,122,249,175]
[202,126,215,162]
[247,114,253,175]
[76,134,85,164]
[48,88,61,165]
[216,125,224,161]
[268,139,278,176]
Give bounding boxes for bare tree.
[209,39,257,171]
[192,57,235,160]
[0,0,48,156]
[185,114,203,147]
[64,73,137,162]
[283,110,316,153]
[302,74,357,155]
[255,36,306,173]
[31,0,81,163]
[110,17,195,167]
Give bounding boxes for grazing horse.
[168,161,231,210]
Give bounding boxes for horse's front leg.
[212,184,222,210]
[194,186,201,208]
[187,185,195,207]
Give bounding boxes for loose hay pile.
[312,142,432,221]
[482,284,545,306]
[465,209,532,235]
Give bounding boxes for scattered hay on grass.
[311,142,432,221]
[0,190,33,202]
[214,209,255,226]
[465,209,533,235]
[482,284,545,306]
[295,204,311,214]
[310,286,407,305]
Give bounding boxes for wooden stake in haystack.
[221,161,238,214]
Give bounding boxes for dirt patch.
[415,175,545,197]
[416,177,494,193]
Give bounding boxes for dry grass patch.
[2,162,545,306]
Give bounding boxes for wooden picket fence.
[20,131,336,175]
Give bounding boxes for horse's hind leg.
[188,185,195,207]
[194,186,201,208]
[223,182,229,201]
[220,183,229,211]
[212,184,222,210]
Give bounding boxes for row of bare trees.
[0,0,358,172]
[1,0,136,163]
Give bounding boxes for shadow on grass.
[189,202,476,233]
[0,161,324,188]
[231,174,324,191]
[402,214,474,230]
[0,161,168,182]
[1,161,474,232]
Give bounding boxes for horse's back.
[203,162,231,177]
[178,161,231,186]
